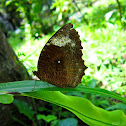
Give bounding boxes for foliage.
[0,0,126,125]
[0,80,126,126]
[24,91,126,126]
[37,114,57,123]
[0,91,14,104]
[57,118,78,126]
[106,103,126,114]
[0,80,126,104]
[3,0,61,36]
[81,23,126,92]
[13,99,35,121]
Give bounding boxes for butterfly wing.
[34,23,87,88]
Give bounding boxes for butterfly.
[33,23,87,88]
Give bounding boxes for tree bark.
[0,30,32,83]
[0,30,33,126]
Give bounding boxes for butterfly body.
[33,23,87,88]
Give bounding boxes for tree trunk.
[0,30,33,126]
[0,30,32,83]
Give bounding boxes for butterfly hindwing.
[34,23,87,88]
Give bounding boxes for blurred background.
[0,0,126,126]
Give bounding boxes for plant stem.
[32,98,41,126]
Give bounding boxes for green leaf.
[13,99,35,120]
[106,103,126,112]
[0,80,126,103]
[105,9,117,21]
[59,118,78,126]
[0,80,55,93]
[37,114,57,123]
[0,81,126,125]
[23,91,126,126]
[5,0,12,6]
[0,91,14,104]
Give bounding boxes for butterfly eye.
[54,59,62,65]
[57,60,61,64]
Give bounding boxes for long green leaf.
[23,91,126,126]
[0,80,126,125]
[0,80,126,103]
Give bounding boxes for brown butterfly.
[33,23,87,88]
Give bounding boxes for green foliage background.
[4,0,125,92]
[0,0,126,125]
